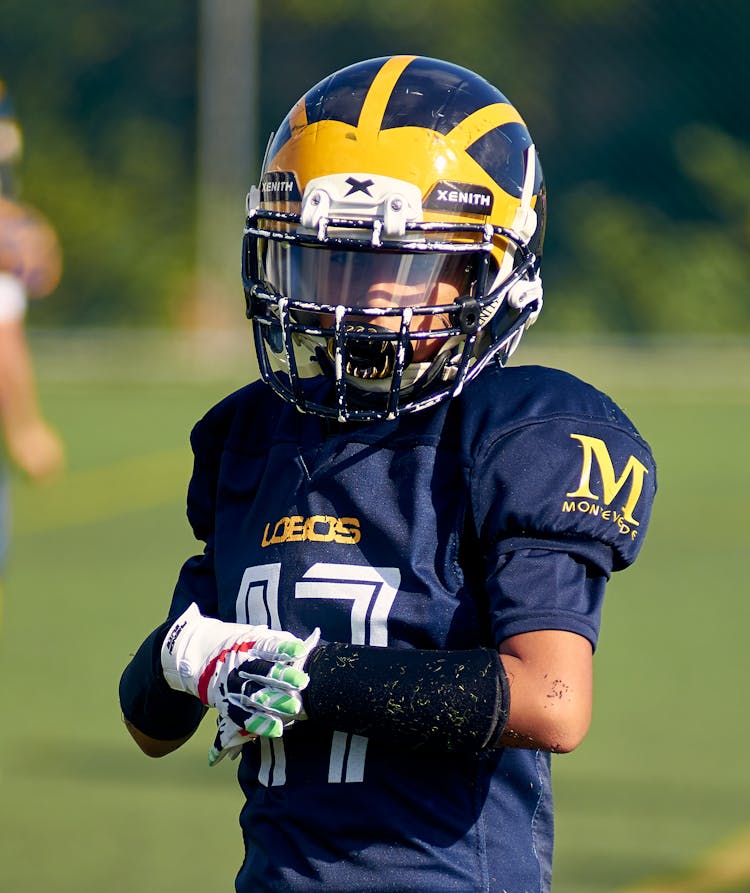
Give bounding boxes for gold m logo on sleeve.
[565,433,649,526]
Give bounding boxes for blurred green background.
[2,342,749,893]
[1,0,749,334]
[1,2,749,892]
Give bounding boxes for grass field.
[1,332,748,893]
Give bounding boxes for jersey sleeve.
[166,392,240,620]
[119,393,243,740]
[472,413,657,573]
[483,545,608,648]
[471,408,656,647]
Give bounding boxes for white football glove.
[208,641,320,766]
[160,603,319,765]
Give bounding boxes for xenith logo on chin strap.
[562,433,649,538]
[260,171,301,202]
[424,180,494,216]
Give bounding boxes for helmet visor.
[257,242,480,309]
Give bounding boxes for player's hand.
[5,418,65,481]
[207,643,318,766]
[160,603,319,762]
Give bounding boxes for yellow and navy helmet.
[243,55,546,422]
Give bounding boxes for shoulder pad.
[186,382,267,539]
[468,368,657,571]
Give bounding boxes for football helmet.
[242,55,546,421]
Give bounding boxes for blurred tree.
[0,0,747,333]
[255,0,750,334]
[0,0,198,326]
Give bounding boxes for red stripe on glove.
[197,640,258,705]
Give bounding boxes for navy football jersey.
[167,364,656,893]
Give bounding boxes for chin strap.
[506,273,544,327]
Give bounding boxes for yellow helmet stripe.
[447,101,527,150]
[357,55,416,136]
[448,102,526,149]
[287,96,309,139]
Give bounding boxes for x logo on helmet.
[345,176,375,197]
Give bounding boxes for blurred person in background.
[0,79,65,620]
[120,57,656,892]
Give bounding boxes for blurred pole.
[195,0,258,329]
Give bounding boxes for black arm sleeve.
[119,621,207,741]
[302,643,509,754]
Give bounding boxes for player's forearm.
[301,632,593,755]
[498,632,593,753]
[302,642,509,753]
[123,718,197,758]
[119,621,207,751]
[0,321,45,430]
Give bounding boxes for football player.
[0,79,64,620]
[120,56,656,892]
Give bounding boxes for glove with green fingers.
[160,602,319,765]
[208,654,317,766]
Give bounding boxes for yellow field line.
[12,448,191,534]
[617,827,750,893]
